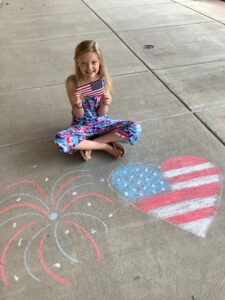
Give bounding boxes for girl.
[54,40,141,161]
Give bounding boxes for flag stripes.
[136,156,221,237]
[135,182,220,211]
[76,78,104,97]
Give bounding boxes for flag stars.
[111,163,170,200]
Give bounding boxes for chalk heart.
[109,156,223,238]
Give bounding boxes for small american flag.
[76,78,104,97]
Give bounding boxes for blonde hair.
[71,40,112,88]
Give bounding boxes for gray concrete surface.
[1,0,225,299]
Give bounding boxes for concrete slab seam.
[172,0,225,26]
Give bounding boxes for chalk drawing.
[109,156,223,238]
[53,263,61,268]
[0,170,113,287]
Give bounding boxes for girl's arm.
[98,80,112,116]
[65,77,84,118]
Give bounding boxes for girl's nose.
[87,63,92,70]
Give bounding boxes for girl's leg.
[93,132,121,143]
[80,132,122,160]
[95,132,125,158]
[73,133,124,159]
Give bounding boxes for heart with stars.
[109,156,223,237]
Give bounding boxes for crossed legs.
[73,132,124,160]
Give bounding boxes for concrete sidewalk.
[1,0,225,299]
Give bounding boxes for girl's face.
[76,51,100,81]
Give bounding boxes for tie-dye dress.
[54,84,141,154]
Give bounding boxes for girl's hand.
[101,93,112,106]
[72,93,82,108]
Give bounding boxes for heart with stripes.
[109,156,222,237]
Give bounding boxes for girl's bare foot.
[105,143,125,159]
[80,150,92,161]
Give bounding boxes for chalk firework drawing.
[109,156,223,238]
[0,170,113,287]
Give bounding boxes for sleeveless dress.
[53,80,141,154]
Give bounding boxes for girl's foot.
[105,143,125,159]
[80,150,92,161]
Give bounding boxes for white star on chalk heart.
[110,156,222,238]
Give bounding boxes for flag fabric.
[110,156,222,237]
[76,78,104,97]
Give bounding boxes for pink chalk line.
[38,235,71,286]
[0,203,50,218]
[0,221,36,286]
[4,180,48,204]
[52,174,92,205]
[60,192,113,214]
[136,182,220,212]
[166,206,218,224]
[63,220,102,263]
[166,167,219,184]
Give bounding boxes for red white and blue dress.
[53,79,141,154]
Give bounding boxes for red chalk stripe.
[165,206,218,224]
[135,182,220,212]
